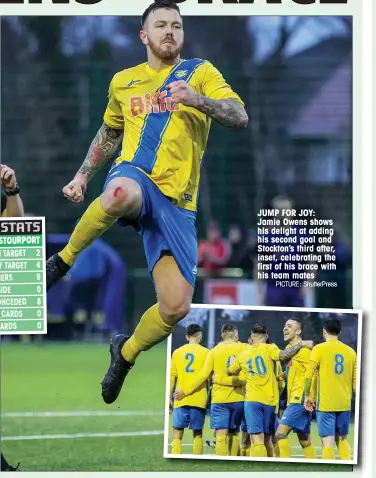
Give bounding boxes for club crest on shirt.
[130,91,180,117]
[175,69,188,79]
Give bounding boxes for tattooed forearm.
[194,97,248,129]
[78,123,123,181]
[279,343,303,362]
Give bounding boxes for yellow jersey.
[285,344,311,405]
[103,59,244,212]
[170,343,209,409]
[275,361,284,414]
[229,343,281,407]
[305,339,356,412]
[183,341,247,404]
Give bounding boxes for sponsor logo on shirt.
[130,92,180,117]
[184,194,193,202]
[128,79,141,87]
[175,70,188,79]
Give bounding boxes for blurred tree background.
[1,16,353,310]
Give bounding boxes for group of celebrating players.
[169,317,357,461]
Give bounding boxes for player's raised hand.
[0,164,17,190]
[173,388,185,401]
[302,340,314,350]
[62,173,88,203]
[166,80,199,107]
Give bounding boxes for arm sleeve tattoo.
[194,97,248,129]
[279,343,303,362]
[78,123,124,181]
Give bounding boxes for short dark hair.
[289,317,303,334]
[186,323,202,337]
[251,324,267,335]
[141,1,181,28]
[323,318,342,336]
[221,324,238,335]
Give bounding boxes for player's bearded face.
[148,33,183,61]
[144,10,184,61]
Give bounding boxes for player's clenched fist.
[62,173,88,203]
[166,80,199,107]
[0,165,17,190]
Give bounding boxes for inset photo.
[164,305,361,465]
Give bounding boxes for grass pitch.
[1,342,352,472]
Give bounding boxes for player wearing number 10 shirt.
[228,324,312,458]
[169,324,209,455]
[304,318,357,461]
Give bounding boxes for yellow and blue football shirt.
[103,59,244,212]
[170,343,209,409]
[183,341,247,404]
[305,339,356,412]
[285,344,311,405]
[229,343,281,407]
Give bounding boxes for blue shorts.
[316,411,351,437]
[210,402,244,431]
[245,402,276,435]
[281,403,312,434]
[241,418,248,433]
[172,406,206,430]
[271,413,279,435]
[103,163,198,287]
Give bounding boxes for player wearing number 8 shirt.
[304,318,357,461]
[227,324,312,458]
[169,324,209,455]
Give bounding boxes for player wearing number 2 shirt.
[174,324,246,457]
[304,318,357,461]
[170,324,209,455]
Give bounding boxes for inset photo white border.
[163,304,362,466]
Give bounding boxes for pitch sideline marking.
[2,410,164,418]
[3,430,165,441]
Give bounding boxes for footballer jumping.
[44,1,248,404]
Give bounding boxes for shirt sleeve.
[200,62,244,105]
[352,354,357,394]
[214,374,245,387]
[228,357,241,376]
[183,351,214,396]
[305,346,320,381]
[169,352,177,398]
[269,344,282,362]
[103,74,124,129]
[1,189,7,216]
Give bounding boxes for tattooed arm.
[279,341,313,362]
[167,81,249,129]
[193,97,248,129]
[62,123,123,203]
[78,123,123,181]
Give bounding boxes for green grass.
[1,342,353,471]
[167,418,355,460]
